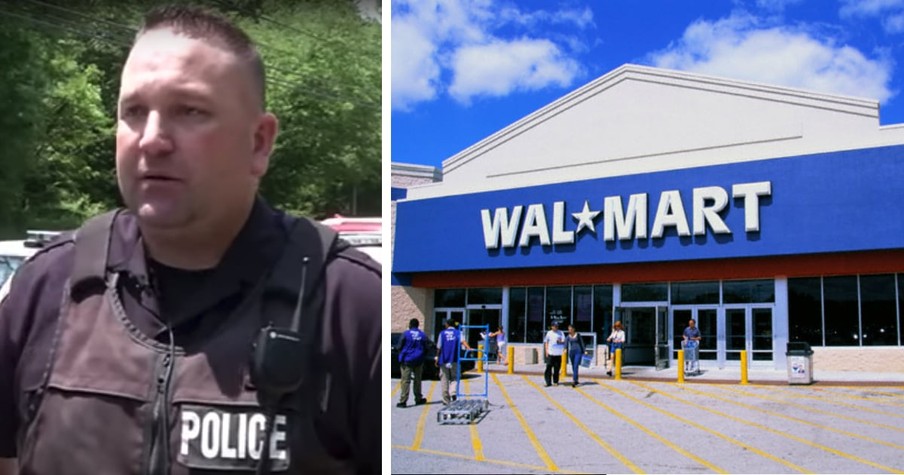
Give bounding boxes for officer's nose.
[138,111,174,157]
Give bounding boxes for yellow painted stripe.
[491,373,559,473]
[779,385,904,408]
[391,444,586,474]
[575,386,727,474]
[759,386,904,418]
[713,385,904,441]
[391,380,401,397]
[522,375,644,474]
[595,379,810,474]
[463,379,486,461]
[410,380,437,450]
[634,381,904,474]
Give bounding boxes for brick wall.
[812,347,904,373]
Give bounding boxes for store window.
[526,287,545,343]
[545,286,572,329]
[573,286,593,334]
[593,285,613,345]
[788,278,823,346]
[621,283,668,302]
[723,279,774,303]
[900,276,904,346]
[671,281,719,305]
[510,287,527,344]
[859,274,898,346]
[468,287,502,305]
[435,289,465,308]
[823,276,859,346]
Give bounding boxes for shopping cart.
[682,340,700,376]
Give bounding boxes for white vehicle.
[321,215,382,265]
[0,230,63,301]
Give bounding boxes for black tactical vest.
[16,211,355,474]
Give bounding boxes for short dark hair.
[445,318,455,327]
[135,5,266,109]
[408,318,419,329]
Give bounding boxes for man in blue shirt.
[435,318,472,405]
[683,319,702,343]
[397,318,428,408]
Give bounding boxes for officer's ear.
[251,112,278,178]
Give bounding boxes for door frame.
[722,304,776,368]
[433,307,465,342]
[672,304,775,368]
[615,302,668,367]
[671,305,720,367]
[464,304,503,350]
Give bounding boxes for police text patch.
[177,404,290,471]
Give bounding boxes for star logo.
[572,200,600,235]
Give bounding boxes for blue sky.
[391,0,904,168]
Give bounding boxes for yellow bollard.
[740,349,749,385]
[507,345,514,374]
[615,348,623,380]
[561,351,568,377]
[677,349,685,384]
[477,343,484,373]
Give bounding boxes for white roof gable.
[409,64,904,199]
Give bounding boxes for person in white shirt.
[606,320,626,376]
[543,322,566,386]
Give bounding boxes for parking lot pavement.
[391,373,904,474]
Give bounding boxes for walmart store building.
[391,65,904,374]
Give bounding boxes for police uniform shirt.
[0,198,382,474]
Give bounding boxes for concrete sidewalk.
[475,361,904,386]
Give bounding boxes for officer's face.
[116,28,277,229]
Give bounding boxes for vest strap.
[71,210,120,301]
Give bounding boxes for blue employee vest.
[398,328,427,365]
[437,328,460,365]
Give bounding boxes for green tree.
[0,0,381,239]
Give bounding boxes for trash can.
[786,341,814,385]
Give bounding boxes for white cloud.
[838,0,904,33]
[391,0,589,110]
[647,12,896,103]
[498,6,595,29]
[886,12,904,32]
[755,0,804,12]
[448,39,581,104]
[391,18,441,111]
[839,0,904,18]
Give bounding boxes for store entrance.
[465,305,502,350]
[433,308,465,342]
[619,305,668,367]
[672,306,774,367]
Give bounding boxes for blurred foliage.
[0,0,381,238]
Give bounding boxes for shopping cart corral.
[682,340,700,377]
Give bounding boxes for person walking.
[543,322,566,387]
[489,326,507,365]
[566,325,587,387]
[683,318,702,343]
[436,318,472,405]
[606,320,626,376]
[397,318,428,408]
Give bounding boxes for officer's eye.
[177,105,208,117]
[121,104,147,119]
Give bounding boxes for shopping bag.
[580,354,593,368]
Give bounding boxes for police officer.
[396,318,428,408]
[0,5,380,475]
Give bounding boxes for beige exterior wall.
[391,163,442,334]
[390,286,432,333]
[812,347,904,373]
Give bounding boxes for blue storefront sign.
[393,145,904,274]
